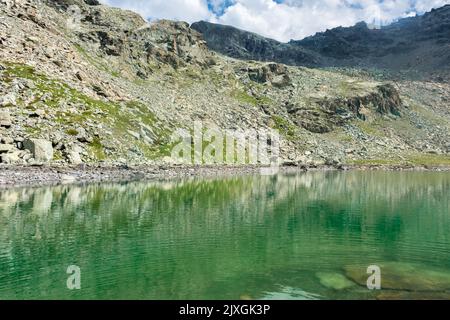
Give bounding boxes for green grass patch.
[350,158,404,166]
[355,120,384,137]
[88,137,106,161]
[66,129,79,136]
[406,154,450,166]
[233,89,272,106]
[271,115,297,140]
[73,44,120,78]
[2,62,172,161]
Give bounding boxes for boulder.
[316,272,355,290]
[325,157,341,166]
[75,126,92,143]
[23,139,54,163]
[345,262,450,291]
[0,93,16,107]
[248,63,291,87]
[1,151,21,164]
[1,137,14,144]
[66,147,83,165]
[0,110,12,127]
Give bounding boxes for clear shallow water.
[0,171,449,300]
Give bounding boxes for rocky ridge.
[193,5,450,76]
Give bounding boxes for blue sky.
[100,0,450,42]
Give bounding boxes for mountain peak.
[193,5,450,72]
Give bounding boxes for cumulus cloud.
[214,0,450,41]
[99,0,450,42]
[100,0,213,22]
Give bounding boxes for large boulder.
[23,139,54,163]
[345,262,450,291]
[0,110,12,128]
[247,63,291,87]
[66,146,83,165]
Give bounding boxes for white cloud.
[100,0,213,22]
[99,0,450,42]
[214,0,450,41]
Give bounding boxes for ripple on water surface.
[0,171,449,299]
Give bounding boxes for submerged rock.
[344,262,450,291]
[316,272,356,290]
[377,290,450,300]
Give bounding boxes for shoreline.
[1,163,450,189]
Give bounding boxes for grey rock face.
[191,21,320,67]
[23,139,54,163]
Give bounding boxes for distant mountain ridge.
[192,5,450,73]
[190,21,322,67]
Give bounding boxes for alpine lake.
[0,171,449,300]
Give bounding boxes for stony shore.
[1,164,449,189]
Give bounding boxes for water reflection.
[0,171,449,299]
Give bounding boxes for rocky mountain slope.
[0,0,449,168]
[191,21,321,67]
[192,5,450,75]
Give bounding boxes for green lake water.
[0,171,449,300]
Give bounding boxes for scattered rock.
[1,151,21,164]
[1,137,14,144]
[26,36,39,43]
[60,174,77,184]
[0,144,15,153]
[75,70,84,81]
[325,157,341,166]
[0,93,16,107]
[127,130,140,140]
[29,109,45,118]
[75,127,92,143]
[0,110,12,127]
[345,148,355,154]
